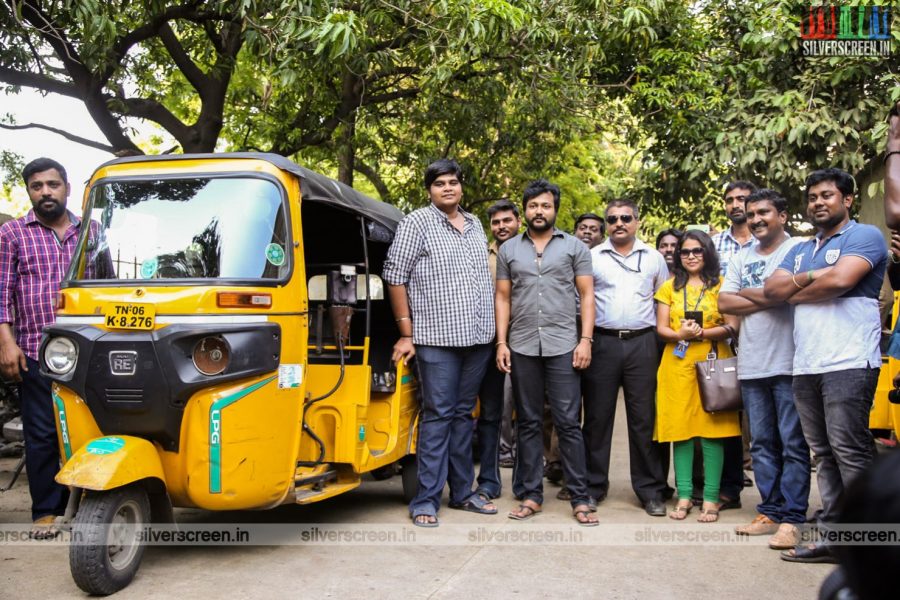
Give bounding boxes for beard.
[526,215,556,232]
[729,211,747,225]
[813,210,845,231]
[33,198,66,221]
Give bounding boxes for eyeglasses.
[679,248,704,257]
[605,214,635,225]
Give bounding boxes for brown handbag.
[695,339,743,413]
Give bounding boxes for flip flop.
[669,503,692,520]
[449,493,498,515]
[698,509,720,523]
[508,503,542,521]
[573,507,599,527]
[410,511,439,528]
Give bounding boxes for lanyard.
[608,250,642,274]
[682,285,707,312]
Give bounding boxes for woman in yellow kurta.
[655,230,740,523]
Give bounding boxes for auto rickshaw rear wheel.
[69,483,150,595]
[400,454,418,504]
[370,464,397,480]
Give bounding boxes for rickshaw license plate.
[104,303,155,330]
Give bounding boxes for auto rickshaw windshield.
[68,176,290,282]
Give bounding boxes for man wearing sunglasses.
[581,200,671,516]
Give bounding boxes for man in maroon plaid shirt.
[0,157,86,538]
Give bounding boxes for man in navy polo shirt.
[765,168,886,564]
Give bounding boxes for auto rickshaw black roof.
[96,152,405,232]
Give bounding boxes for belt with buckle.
[596,326,655,340]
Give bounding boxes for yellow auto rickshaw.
[42,153,419,594]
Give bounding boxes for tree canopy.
[2,0,898,235]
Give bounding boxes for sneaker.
[735,514,779,536]
[769,523,801,550]
[30,515,60,540]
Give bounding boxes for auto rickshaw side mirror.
[308,274,384,301]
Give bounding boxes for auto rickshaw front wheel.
[69,483,150,595]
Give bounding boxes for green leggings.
[673,438,724,503]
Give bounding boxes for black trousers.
[510,350,589,506]
[582,330,668,502]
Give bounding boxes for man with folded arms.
[719,189,810,550]
[765,168,886,564]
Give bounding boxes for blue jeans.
[793,369,878,524]
[476,358,504,498]
[410,344,492,516]
[741,376,810,524]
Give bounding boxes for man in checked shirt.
[0,157,83,538]
[384,159,496,527]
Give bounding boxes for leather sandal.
[669,502,692,520]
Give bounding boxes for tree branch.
[158,22,209,94]
[0,66,80,98]
[118,97,193,143]
[0,123,115,152]
[15,0,140,153]
[354,160,391,202]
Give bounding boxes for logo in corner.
[799,4,892,57]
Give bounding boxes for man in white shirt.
[581,199,670,515]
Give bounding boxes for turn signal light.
[217,292,272,308]
[53,292,66,310]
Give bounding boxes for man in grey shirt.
[719,189,810,550]
[495,179,597,526]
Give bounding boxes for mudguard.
[56,435,166,491]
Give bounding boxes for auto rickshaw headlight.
[192,336,230,376]
[44,337,78,374]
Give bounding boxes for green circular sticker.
[140,258,158,279]
[265,243,285,266]
[86,436,125,455]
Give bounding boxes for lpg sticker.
[825,249,841,265]
[52,391,72,460]
[86,436,126,455]
[208,375,277,493]
[140,257,159,279]
[265,243,285,266]
[278,364,303,389]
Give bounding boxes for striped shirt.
[0,210,91,359]
[712,227,757,276]
[383,203,495,347]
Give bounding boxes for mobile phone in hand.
[683,310,703,325]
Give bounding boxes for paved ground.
[0,395,837,599]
